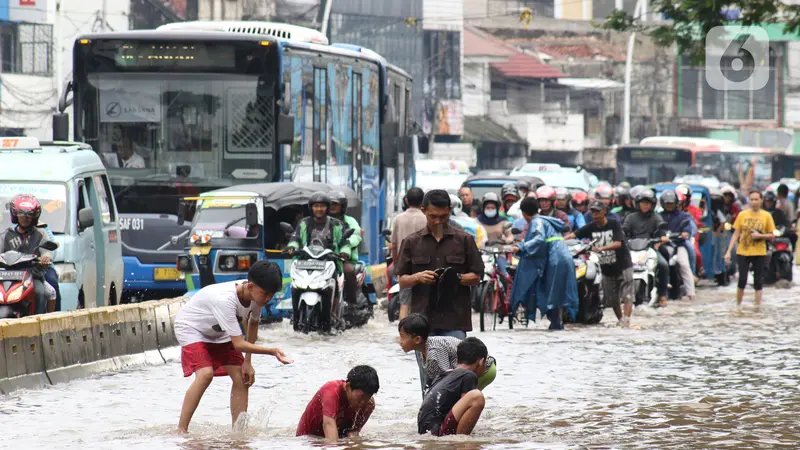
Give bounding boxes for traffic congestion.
[2,19,800,449]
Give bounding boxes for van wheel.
[109,284,118,306]
[78,288,85,309]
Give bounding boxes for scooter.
[765,227,793,284]
[281,223,356,334]
[342,259,373,329]
[382,228,401,322]
[628,238,659,307]
[0,241,59,318]
[563,238,604,324]
[661,228,690,300]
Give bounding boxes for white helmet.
[449,194,463,216]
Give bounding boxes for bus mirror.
[57,80,73,114]
[245,203,259,227]
[418,135,430,154]
[277,113,295,145]
[52,114,69,141]
[177,200,187,226]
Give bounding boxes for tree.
[600,0,798,62]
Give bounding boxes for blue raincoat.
[510,215,579,321]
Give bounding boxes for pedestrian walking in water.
[174,261,293,432]
[725,190,775,307]
[391,187,428,320]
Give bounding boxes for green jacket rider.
[286,192,351,269]
[330,191,362,262]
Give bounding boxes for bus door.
[313,66,329,182]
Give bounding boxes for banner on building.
[9,0,46,23]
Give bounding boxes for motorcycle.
[661,229,690,300]
[628,238,660,307]
[0,241,59,318]
[281,223,357,333]
[563,238,604,324]
[765,227,793,284]
[382,228,401,322]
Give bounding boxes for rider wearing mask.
[478,193,513,275]
[554,187,585,230]
[585,183,620,224]
[572,191,589,215]
[660,190,697,300]
[0,195,56,314]
[536,186,571,232]
[612,185,635,223]
[622,189,669,307]
[330,191,363,305]
[286,192,350,265]
[500,183,520,218]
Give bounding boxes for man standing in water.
[174,261,293,432]
[392,187,428,320]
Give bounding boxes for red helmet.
[536,185,557,200]
[572,191,589,204]
[10,194,42,225]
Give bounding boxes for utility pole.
[622,0,642,145]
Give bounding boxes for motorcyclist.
[286,192,351,317]
[612,185,635,223]
[449,194,487,247]
[516,180,532,198]
[622,189,669,307]
[554,187,585,230]
[478,193,513,275]
[584,183,620,224]
[536,186,571,232]
[330,191,362,305]
[709,187,730,286]
[763,191,790,231]
[501,183,520,218]
[0,195,56,314]
[572,190,589,215]
[676,184,703,276]
[660,190,697,300]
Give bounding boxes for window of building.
[0,23,53,75]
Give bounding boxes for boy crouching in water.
[174,261,293,432]
[296,365,380,441]
[417,338,488,436]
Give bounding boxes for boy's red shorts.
[181,341,244,377]
[437,410,459,436]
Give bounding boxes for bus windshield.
[616,146,693,185]
[693,152,773,189]
[75,38,280,213]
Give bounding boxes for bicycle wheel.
[492,280,501,331]
[479,281,493,332]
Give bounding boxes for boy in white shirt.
[175,261,293,432]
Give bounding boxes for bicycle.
[478,243,516,331]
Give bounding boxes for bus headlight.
[177,256,193,272]
[54,263,78,283]
[220,256,237,271]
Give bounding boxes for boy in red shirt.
[296,365,380,441]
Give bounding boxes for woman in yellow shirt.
[724,190,776,306]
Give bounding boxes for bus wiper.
[158,229,191,251]
[223,216,246,231]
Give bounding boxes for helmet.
[619,181,631,189]
[449,194,463,215]
[635,189,656,204]
[709,187,723,198]
[516,180,531,192]
[308,192,331,211]
[331,190,348,212]
[721,185,736,196]
[10,194,42,225]
[536,185,557,200]
[660,190,678,206]
[501,183,520,201]
[763,191,777,204]
[676,184,692,200]
[595,183,614,200]
[554,186,570,200]
[572,191,589,205]
[630,185,644,200]
[482,192,501,208]
[615,185,631,200]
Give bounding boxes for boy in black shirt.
[566,200,634,326]
[417,337,487,436]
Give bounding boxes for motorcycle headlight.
[7,287,22,302]
[631,252,649,266]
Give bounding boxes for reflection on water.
[2,281,800,449]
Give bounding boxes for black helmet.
[501,183,520,201]
[635,189,656,204]
[308,192,331,211]
[763,190,777,204]
[331,190,348,211]
[660,190,678,206]
[516,179,531,192]
[616,185,631,201]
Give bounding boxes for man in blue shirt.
[659,190,696,300]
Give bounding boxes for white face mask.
[484,209,497,218]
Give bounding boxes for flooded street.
[3,280,800,449]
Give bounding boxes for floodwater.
[3,280,800,449]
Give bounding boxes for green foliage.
[599,0,800,62]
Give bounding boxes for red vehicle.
[0,241,58,318]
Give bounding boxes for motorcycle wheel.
[472,285,483,312]
[634,279,648,307]
[587,286,603,325]
[779,256,793,282]
[387,293,400,322]
[302,305,314,334]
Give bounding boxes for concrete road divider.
[153,300,177,360]
[135,303,164,364]
[0,317,49,394]
[40,312,83,385]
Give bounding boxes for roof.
[558,78,624,90]
[207,182,360,210]
[463,175,544,188]
[463,116,526,144]
[526,38,629,62]
[491,51,565,79]
[463,27,516,58]
[0,144,105,182]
